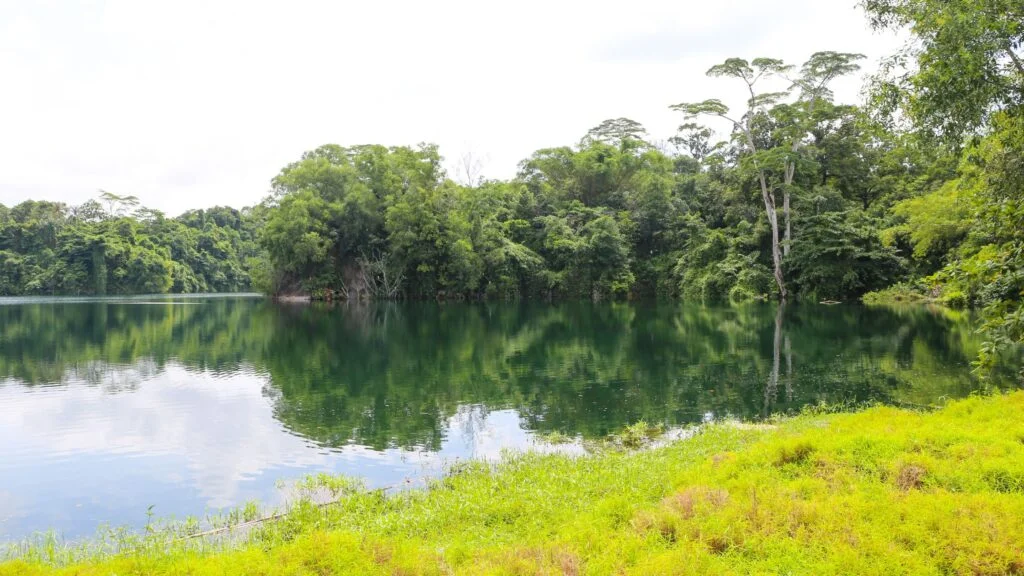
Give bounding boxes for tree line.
[0,192,264,295]
[259,51,903,303]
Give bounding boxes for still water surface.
[0,295,1014,541]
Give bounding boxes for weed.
[617,420,664,448]
[896,464,927,491]
[538,431,574,445]
[775,441,815,466]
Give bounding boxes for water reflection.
[0,297,1015,540]
[0,368,525,540]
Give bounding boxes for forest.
[0,192,264,296]
[1,0,1022,359]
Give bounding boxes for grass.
[862,282,936,305]
[862,281,971,310]
[3,393,1024,575]
[616,420,665,449]
[537,431,575,445]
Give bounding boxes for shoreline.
[4,392,1022,575]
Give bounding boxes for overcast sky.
[0,0,902,215]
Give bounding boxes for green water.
[0,297,1014,541]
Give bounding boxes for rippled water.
[0,296,1016,541]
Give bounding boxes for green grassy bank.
[4,393,1024,575]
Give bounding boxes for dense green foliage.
[0,193,264,296]
[5,392,1023,574]
[858,0,1024,366]
[257,105,919,303]
[248,42,997,309]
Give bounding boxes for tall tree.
[672,57,792,299]
[780,52,866,254]
[584,118,649,146]
[671,53,864,299]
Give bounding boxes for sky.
[0,0,904,215]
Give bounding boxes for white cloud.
[0,367,329,509]
[0,0,902,215]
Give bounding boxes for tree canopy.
[0,197,265,296]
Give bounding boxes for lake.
[0,295,1015,542]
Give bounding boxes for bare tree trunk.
[356,252,404,300]
[747,128,786,301]
[783,189,791,258]
[759,174,786,300]
[364,251,404,300]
